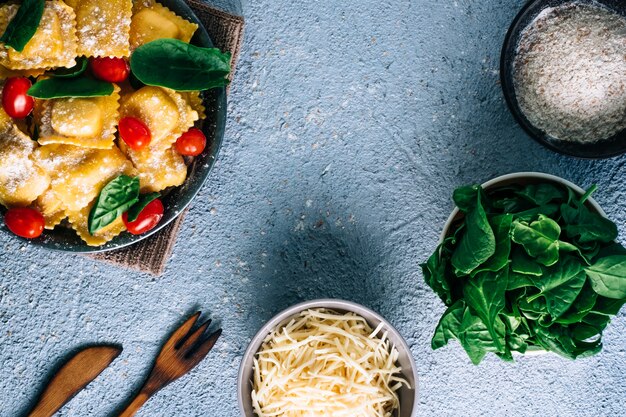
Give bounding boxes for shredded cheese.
[252,309,410,417]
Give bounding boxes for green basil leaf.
[527,256,587,320]
[28,77,114,99]
[511,214,562,266]
[50,57,89,78]
[0,0,44,52]
[126,192,160,223]
[88,176,140,235]
[585,255,626,299]
[451,189,495,275]
[463,269,508,353]
[130,39,231,91]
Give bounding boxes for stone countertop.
[1,0,625,416]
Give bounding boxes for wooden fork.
[117,312,221,417]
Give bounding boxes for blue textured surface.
[1,0,625,416]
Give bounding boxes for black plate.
[0,0,227,252]
[500,0,626,159]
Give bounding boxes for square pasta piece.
[121,144,187,193]
[66,201,127,246]
[34,190,66,230]
[0,1,77,70]
[0,120,50,208]
[130,1,198,51]
[33,144,136,213]
[120,86,198,151]
[180,91,206,120]
[68,0,132,57]
[38,86,121,149]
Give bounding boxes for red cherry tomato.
[119,117,151,150]
[2,77,34,119]
[4,207,45,239]
[122,199,164,235]
[175,128,207,156]
[90,57,130,83]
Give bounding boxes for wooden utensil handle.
[117,392,150,417]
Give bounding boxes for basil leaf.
[28,77,114,99]
[585,255,626,299]
[88,176,140,234]
[511,214,562,266]
[451,189,495,275]
[130,39,231,91]
[50,57,88,78]
[0,0,44,52]
[126,193,160,222]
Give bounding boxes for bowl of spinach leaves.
[422,172,626,364]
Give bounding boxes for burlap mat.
[90,1,244,275]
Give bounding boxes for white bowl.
[440,171,606,242]
[237,299,419,417]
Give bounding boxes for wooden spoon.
[27,345,122,417]
[116,312,221,417]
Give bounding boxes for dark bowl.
[0,0,227,253]
[500,0,626,159]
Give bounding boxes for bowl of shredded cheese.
[237,299,418,417]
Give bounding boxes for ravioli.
[122,145,188,193]
[66,201,127,246]
[0,1,77,70]
[120,86,198,150]
[0,122,50,208]
[38,86,121,149]
[130,1,198,50]
[69,0,133,57]
[33,144,135,213]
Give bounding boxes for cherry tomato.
[119,117,151,150]
[122,199,164,235]
[90,57,130,83]
[4,207,45,239]
[175,128,207,156]
[2,77,34,119]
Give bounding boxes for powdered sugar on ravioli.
[121,144,187,193]
[0,1,78,70]
[38,86,121,149]
[71,0,132,57]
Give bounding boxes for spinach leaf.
[463,269,508,352]
[553,281,597,325]
[471,214,513,277]
[457,307,506,365]
[88,176,140,234]
[533,324,601,360]
[571,312,610,341]
[585,255,626,299]
[511,215,562,266]
[591,296,626,316]
[527,256,586,320]
[432,300,465,349]
[130,39,231,91]
[50,57,88,78]
[515,183,566,206]
[512,204,559,222]
[506,271,536,290]
[28,77,114,99]
[561,203,618,243]
[451,189,495,275]
[0,0,44,52]
[126,192,160,222]
[510,247,542,276]
[453,185,481,211]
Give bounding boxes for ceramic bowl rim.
[237,299,419,417]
